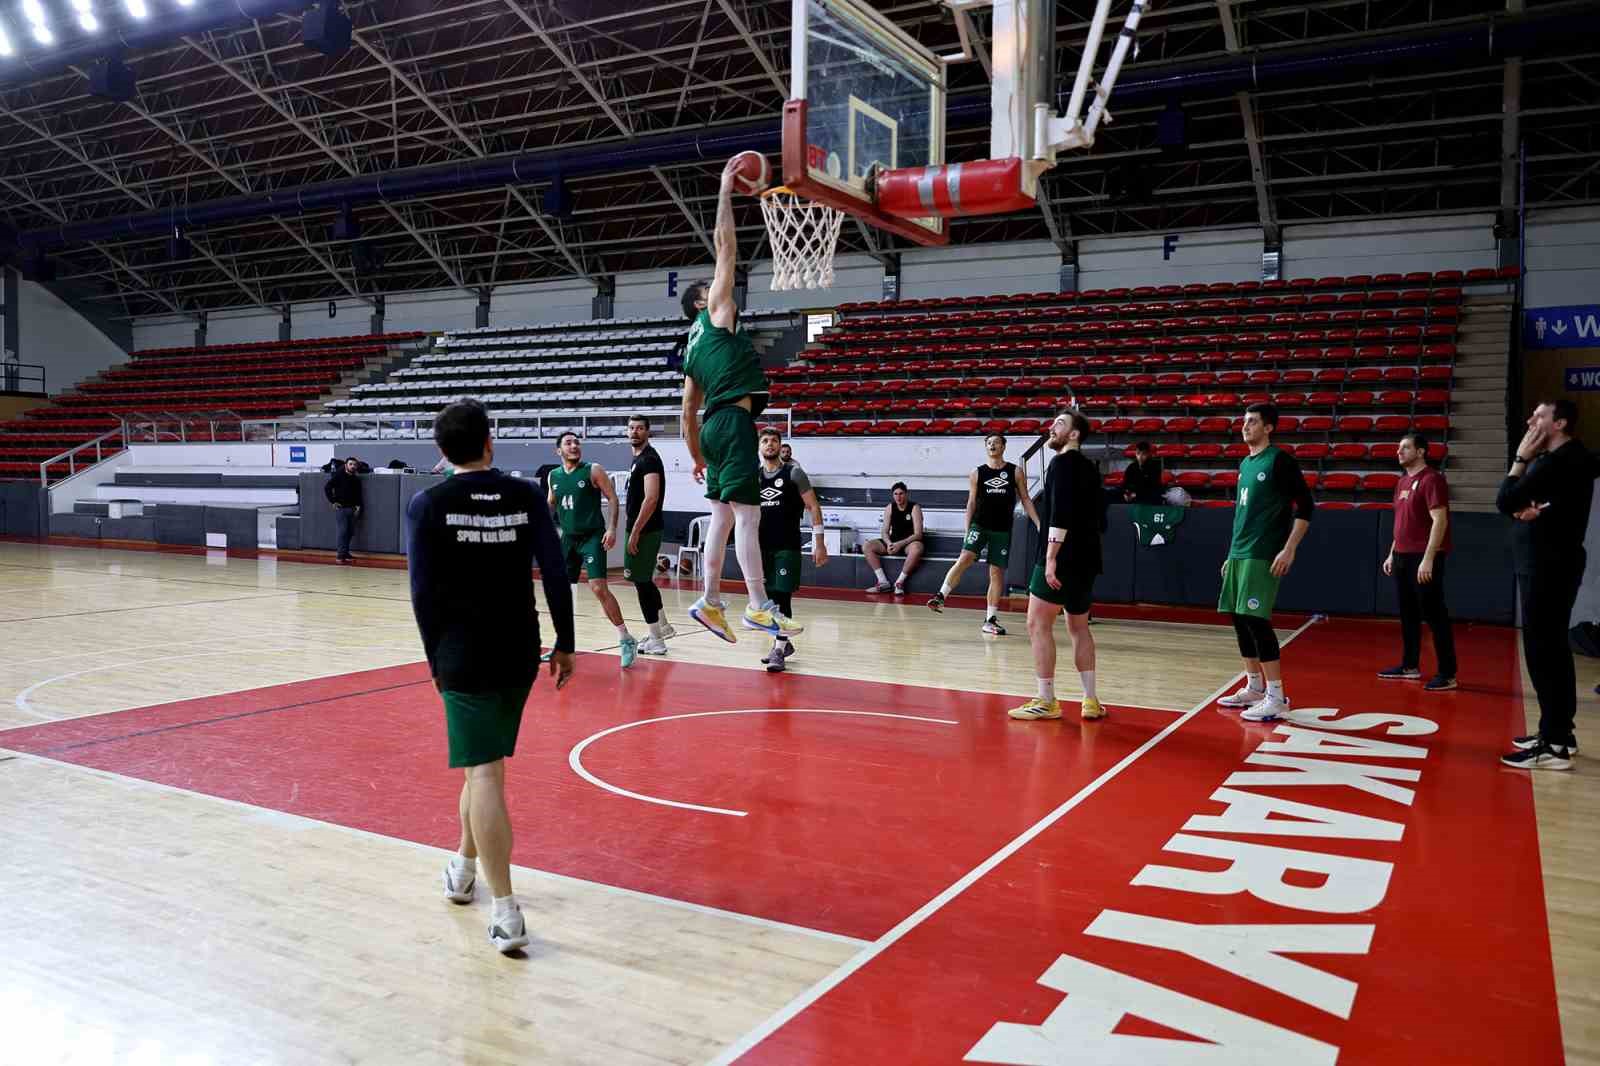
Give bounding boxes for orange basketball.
[729,151,770,196]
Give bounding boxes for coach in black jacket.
[324,457,363,563]
[1496,399,1599,771]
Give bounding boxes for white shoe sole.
[1241,702,1291,722]
[1217,693,1263,707]
[490,929,530,954]
[443,868,474,904]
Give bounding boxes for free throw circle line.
[568,708,960,817]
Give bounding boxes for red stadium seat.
[1321,473,1359,491]
[1362,473,1400,492]
[1331,443,1367,460]
[1320,501,1357,510]
[1177,471,1212,489]
[1294,444,1331,460]
[1302,472,1321,490]
[1374,415,1412,432]
[1213,471,1240,488]
[1188,444,1223,459]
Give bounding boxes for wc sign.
[1564,367,1600,391]
[1525,304,1600,349]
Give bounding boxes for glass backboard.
[784,0,947,245]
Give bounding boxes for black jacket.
[325,469,363,508]
[1496,438,1599,575]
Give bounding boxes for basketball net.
[760,187,845,291]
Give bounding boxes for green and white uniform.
[758,461,811,595]
[1218,444,1314,620]
[549,460,608,580]
[683,308,768,505]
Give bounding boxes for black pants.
[634,579,662,625]
[1519,553,1586,747]
[770,589,793,621]
[1393,552,1457,677]
[334,507,358,559]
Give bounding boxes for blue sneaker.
[619,634,638,669]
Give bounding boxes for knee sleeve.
[1231,614,1258,659]
[635,580,662,624]
[1249,616,1281,663]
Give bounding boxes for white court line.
[706,615,1320,1065]
[569,709,962,817]
[0,747,869,949]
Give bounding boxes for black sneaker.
[927,592,945,613]
[1423,675,1457,691]
[1513,734,1578,754]
[1376,664,1421,680]
[1500,742,1572,771]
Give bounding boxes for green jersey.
[1229,445,1312,561]
[549,461,605,536]
[683,308,768,418]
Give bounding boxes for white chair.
[676,515,712,578]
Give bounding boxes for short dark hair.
[759,426,782,441]
[556,430,581,447]
[1133,440,1151,454]
[1061,409,1091,442]
[433,399,491,465]
[681,278,710,320]
[1245,402,1279,430]
[1402,431,1431,458]
[628,414,649,429]
[1548,398,1579,434]
[891,481,908,493]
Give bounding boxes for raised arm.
[707,158,741,330]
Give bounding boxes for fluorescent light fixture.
[124,0,148,18]
[20,0,51,44]
[176,0,195,7]
[0,22,13,57]
[70,0,98,33]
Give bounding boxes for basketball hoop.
[760,186,845,291]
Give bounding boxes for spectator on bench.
[325,456,363,564]
[863,481,924,595]
[1122,441,1164,504]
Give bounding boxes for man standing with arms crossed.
[1214,402,1315,722]
[1009,410,1107,723]
[928,432,1041,635]
[679,155,801,644]
[547,431,638,668]
[756,426,828,672]
[622,414,676,656]
[1378,431,1457,690]
[408,398,575,955]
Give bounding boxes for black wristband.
[1515,455,1531,464]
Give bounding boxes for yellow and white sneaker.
[743,601,806,636]
[1080,697,1107,720]
[690,597,737,643]
[1008,698,1062,721]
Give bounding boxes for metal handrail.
[1,361,46,394]
[39,424,126,487]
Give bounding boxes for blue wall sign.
[1525,305,1600,349]
[288,445,307,463]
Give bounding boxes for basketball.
[729,151,770,196]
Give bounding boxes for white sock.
[616,624,632,639]
[874,567,888,585]
[894,576,906,589]
[648,621,664,640]
[939,581,952,597]
[1080,671,1097,701]
[451,853,475,874]
[492,895,520,922]
[1266,679,1285,699]
[1244,672,1265,692]
[986,599,999,618]
[1037,678,1055,702]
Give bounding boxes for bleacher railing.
[38,424,126,487]
[3,361,46,394]
[121,411,244,446]
[237,407,794,443]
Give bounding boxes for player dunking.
[927,432,1040,634]
[547,431,639,668]
[679,155,802,643]
[1009,410,1107,723]
[756,426,828,672]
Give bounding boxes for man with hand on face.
[1497,399,1599,771]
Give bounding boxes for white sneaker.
[637,635,669,656]
[1241,693,1291,721]
[489,907,530,954]
[1217,683,1265,708]
[442,861,475,904]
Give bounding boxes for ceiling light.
[21,0,52,44]
[70,0,98,33]
[124,0,148,19]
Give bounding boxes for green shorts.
[1028,562,1095,615]
[963,524,1011,568]
[701,405,760,505]
[442,685,531,768]
[622,529,662,583]
[762,548,802,595]
[561,528,607,581]
[1218,558,1280,620]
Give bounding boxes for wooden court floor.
[0,541,1594,1064]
